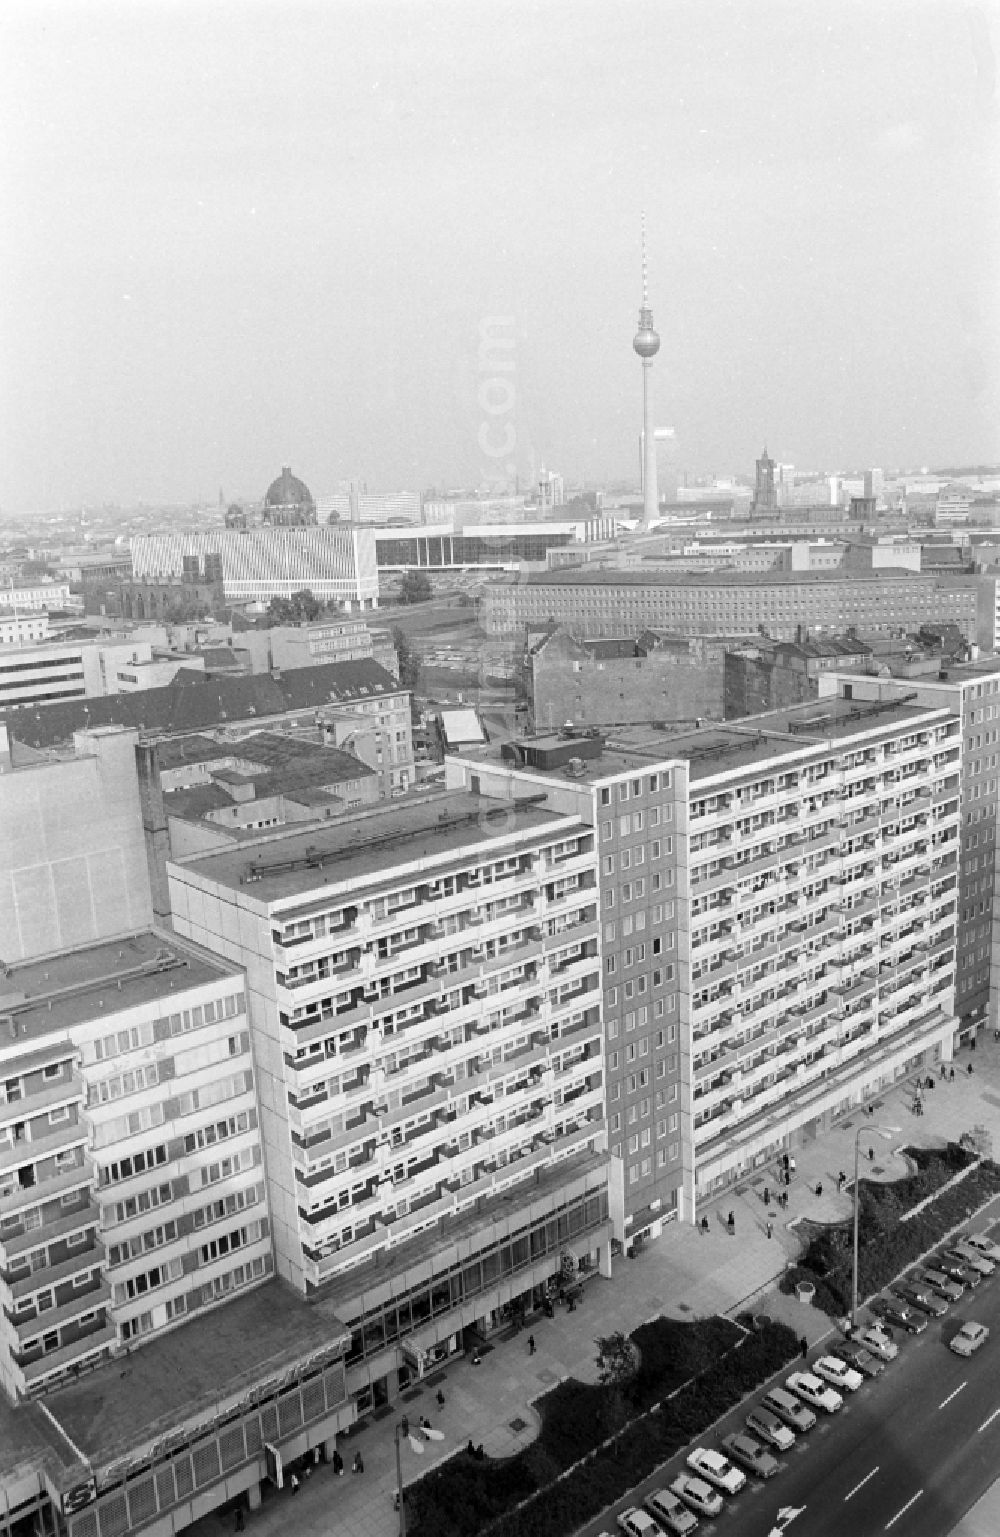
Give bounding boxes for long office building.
[167,791,612,1406]
[451,693,960,1239]
[131,527,380,609]
[481,568,988,644]
[817,657,1000,1036]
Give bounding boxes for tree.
[391,626,420,690]
[265,588,321,625]
[594,1331,639,1455]
[398,569,433,605]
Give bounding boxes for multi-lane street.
[588,1240,1000,1537]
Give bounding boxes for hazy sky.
[2,1,998,511]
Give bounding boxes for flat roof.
[174,791,578,904]
[2,931,236,1046]
[35,1278,352,1480]
[497,567,978,590]
[498,696,953,787]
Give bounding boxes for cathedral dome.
[264,466,315,511]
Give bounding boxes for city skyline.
[2,2,998,512]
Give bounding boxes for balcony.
[19,1320,116,1392]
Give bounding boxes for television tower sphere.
[633,307,660,359]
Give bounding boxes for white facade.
[167,797,607,1294]
[1,584,72,612]
[0,638,154,709]
[130,528,380,609]
[0,932,269,1398]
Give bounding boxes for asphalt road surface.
[586,1261,1000,1537]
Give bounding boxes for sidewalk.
[187,1033,1000,1537]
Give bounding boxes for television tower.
[633,215,661,529]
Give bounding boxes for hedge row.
[534,1314,739,1470]
[779,1144,1000,1316]
[407,1321,798,1537]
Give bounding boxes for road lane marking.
[939,1382,967,1408]
[885,1490,923,1529]
[844,1467,879,1501]
[978,1406,1000,1432]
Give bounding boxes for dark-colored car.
[892,1283,948,1317]
[831,1341,884,1378]
[935,1255,982,1288]
[721,1431,780,1479]
[916,1267,964,1302]
[870,1297,927,1334]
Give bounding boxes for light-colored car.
[617,1509,661,1537]
[813,1354,864,1393]
[721,1430,780,1479]
[685,1446,746,1494]
[645,1487,700,1536]
[858,1325,899,1361]
[763,1386,816,1432]
[945,1243,996,1276]
[669,1474,724,1519]
[746,1405,797,1451]
[964,1232,1000,1262]
[786,1371,843,1414]
[950,1321,990,1357]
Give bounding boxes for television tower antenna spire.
[633,214,661,530]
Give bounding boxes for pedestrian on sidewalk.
[353,1452,364,1475]
[290,1474,300,1496]
[837,1171,846,1191]
[235,1509,245,1533]
[436,1390,446,1407]
[800,1337,808,1360]
[472,1349,481,1366]
[528,1334,536,1355]
[333,1449,344,1476]
[815,1182,823,1197]
[766,1221,773,1239]
[969,1063,975,1076]
[950,1067,956,1082]
[868,1147,875,1162]
[763,1186,770,1207]
[727,1211,735,1234]
[401,1415,409,1438]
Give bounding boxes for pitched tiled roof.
[0,660,401,750]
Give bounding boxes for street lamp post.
[851,1121,901,1330]
[394,1422,407,1537]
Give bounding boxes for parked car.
[669,1474,724,1519]
[645,1487,700,1536]
[858,1324,899,1359]
[963,1232,1000,1262]
[945,1243,996,1276]
[746,1405,797,1451]
[949,1321,990,1357]
[890,1283,947,1317]
[935,1254,982,1288]
[763,1386,817,1432]
[618,1508,662,1537]
[786,1371,843,1414]
[812,1354,864,1393]
[832,1341,884,1378]
[721,1431,780,1479]
[685,1447,746,1494]
[916,1267,964,1302]
[870,1297,926,1334]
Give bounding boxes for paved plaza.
[186,1032,1000,1537]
